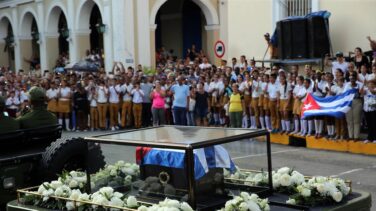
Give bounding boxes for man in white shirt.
[131,82,144,128]
[97,80,108,130]
[108,78,121,131]
[120,77,133,128]
[199,57,211,70]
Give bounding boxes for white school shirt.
[131,89,144,103]
[97,86,108,103]
[120,83,133,102]
[208,81,224,97]
[293,84,301,96]
[330,84,345,95]
[46,88,58,100]
[359,73,369,84]
[199,63,211,70]
[88,92,98,107]
[267,82,279,99]
[261,82,268,97]
[108,85,121,103]
[313,80,326,97]
[59,87,71,100]
[366,73,375,81]
[240,81,251,95]
[251,81,262,98]
[278,83,292,100]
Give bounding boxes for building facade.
[0,0,375,73]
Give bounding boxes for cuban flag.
[301,89,357,118]
[136,146,236,180]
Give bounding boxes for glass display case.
[85,126,272,210]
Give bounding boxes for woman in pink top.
[150,81,166,126]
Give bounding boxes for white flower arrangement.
[219,192,270,211]
[137,198,194,211]
[286,176,351,206]
[272,167,305,193]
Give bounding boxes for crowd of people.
[1,44,376,143]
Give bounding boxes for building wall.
[227,0,273,62]
[319,0,376,55]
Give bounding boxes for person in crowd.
[292,76,306,135]
[345,72,363,140]
[73,84,89,131]
[358,64,370,84]
[208,74,224,126]
[326,52,349,80]
[352,47,370,71]
[361,79,376,143]
[194,83,210,126]
[150,80,166,126]
[267,74,279,133]
[17,86,57,129]
[170,76,190,125]
[330,77,346,140]
[141,76,153,127]
[120,77,133,128]
[108,78,121,131]
[323,73,336,139]
[251,70,262,129]
[5,90,20,117]
[261,74,271,131]
[277,74,292,133]
[46,81,58,115]
[57,80,71,131]
[97,80,108,130]
[312,71,326,138]
[131,82,144,129]
[228,83,245,128]
[88,86,99,131]
[0,95,20,133]
[187,87,196,126]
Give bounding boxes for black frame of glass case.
[84,126,272,210]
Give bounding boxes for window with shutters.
[285,0,312,17]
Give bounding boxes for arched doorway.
[155,0,206,62]
[0,16,15,70]
[76,1,104,64]
[46,5,69,70]
[19,12,40,71]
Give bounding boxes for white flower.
[279,174,292,187]
[137,205,149,211]
[316,183,326,195]
[332,191,343,202]
[77,193,90,206]
[239,202,248,211]
[286,198,296,205]
[68,179,78,188]
[277,167,290,174]
[66,201,75,211]
[240,192,251,200]
[99,187,114,198]
[126,196,138,208]
[110,169,117,176]
[69,189,82,200]
[50,180,63,189]
[180,202,193,211]
[121,167,136,175]
[75,176,87,183]
[54,185,71,197]
[246,200,261,211]
[116,160,125,167]
[166,199,180,208]
[92,195,109,206]
[291,171,305,185]
[42,189,54,201]
[113,192,124,198]
[109,197,124,207]
[37,183,48,194]
[70,171,78,177]
[272,173,281,188]
[301,188,311,197]
[249,193,259,201]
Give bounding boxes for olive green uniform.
[17,107,57,129]
[0,114,20,134]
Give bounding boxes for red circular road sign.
[214,40,225,58]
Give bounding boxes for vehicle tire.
[41,137,106,181]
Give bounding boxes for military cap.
[28,86,46,102]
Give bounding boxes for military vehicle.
[0,124,105,209]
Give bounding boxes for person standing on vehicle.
[17,86,57,129]
[0,95,20,133]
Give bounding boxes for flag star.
[304,103,312,110]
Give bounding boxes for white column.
[312,0,320,12]
[67,0,78,64]
[103,0,113,73]
[136,0,151,67]
[124,0,136,68]
[219,0,228,60]
[10,4,21,72]
[36,0,47,72]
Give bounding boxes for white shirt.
[108,85,121,103]
[344,81,363,92]
[97,86,108,103]
[131,89,144,103]
[59,87,71,100]
[261,82,268,97]
[20,90,29,102]
[208,81,224,97]
[239,81,251,95]
[332,61,349,79]
[46,88,58,100]
[359,73,369,84]
[363,89,376,112]
[293,84,301,96]
[313,80,326,97]
[199,63,211,70]
[6,96,20,109]
[121,83,133,102]
[330,84,345,95]
[278,83,292,100]
[251,80,262,98]
[267,82,279,99]
[366,73,375,81]
[88,92,97,107]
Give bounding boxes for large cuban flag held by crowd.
[301,89,357,118]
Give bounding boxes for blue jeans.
[173,106,187,125]
[187,111,195,126]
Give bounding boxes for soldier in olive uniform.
[17,86,57,129]
[0,96,20,133]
